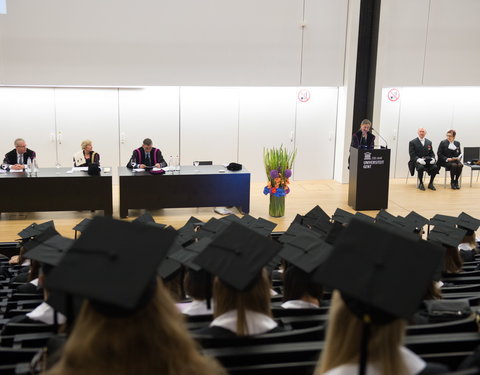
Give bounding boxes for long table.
[0,168,113,215]
[118,166,250,218]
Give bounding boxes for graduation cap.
[45,216,177,317]
[169,237,213,272]
[312,218,443,320]
[332,208,354,225]
[457,212,480,234]
[405,211,429,231]
[428,226,467,248]
[243,216,277,237]
[18,221,55,241]
[354,212,375,223]
[196,218,230,239]
[375,215,419,237]
[17,222,39,240]
[430,214,458,228]
[194,222,281,291]
[72,218,92,233]
[176,216,203,246]
[23,226,60,252]
[291,214,303,225]
[375,209,395,222]
[278,223,319,244]
[25,235,73,273]
[312,219,443,375]
[279,231,333,274]
[132,212,166,229]
[302,205,331,226]
[310,218,333,237]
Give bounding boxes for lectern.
[348,147,391,210]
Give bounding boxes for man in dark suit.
[351,119,375,149]
[2,138,36,171]
[408,128,439,191]
[127,138,167,169]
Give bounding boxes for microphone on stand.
[371,127,388,149]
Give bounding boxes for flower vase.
[269,194,285,217]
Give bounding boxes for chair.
[463,147,480,187]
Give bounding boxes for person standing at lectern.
[127,138,167,169]
[408,128,439,191]
[2,138,36,171]
[351,119,375,149]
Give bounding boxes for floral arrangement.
[263,146,296,217]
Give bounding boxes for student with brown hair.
[194,222,283,337]
[43,217,225,375]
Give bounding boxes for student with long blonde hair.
[44,217,225,375]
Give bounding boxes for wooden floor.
[0,178,479,242]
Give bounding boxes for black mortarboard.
[194,222,281,291]
[244,217,277,237]
[278,223,319,244]
[196,218,230,239]
[45,217,176,316]
[279,232,333,274]
[17,222,39,240]
[302,205,331,226]
[428,226,467,248]
[240,214,257,226]
[23,226,60,252]
[375,209,395,222]
[176,216,203,246]
[430,214,457,228]
[332,208,354,225]
[72,218,92,233]
[18,221,55,241]
[133,212,166,229]
[291,214,303,225]
[405,211,429,231]
[457,212,480,233]
[310,218,333,237]
[169,237,213,272]
[312,218,443,320]
[354,212,375,223]
[375,215,419,236]
[25,235,73,268]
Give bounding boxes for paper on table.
[9,169,24,173]
[133,168,145,172]
[72,167,88,172]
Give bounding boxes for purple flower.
[270,170,279,179]
[284,169,292,178]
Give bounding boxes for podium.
[348,147,391,210]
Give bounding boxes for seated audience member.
[194,222,283,337]
[428,225,466,274]
[351,119,375,149]
[457,213,480,260]
[178,269,214,316]
[7,234,72,326]
[73,140,100,167]
[43,217,225,375]
[437,129,463,189]
[312,219,446,375]
[281,266,323,309]
[2,138,36,170]
[127,138,167,169]
[278,224,330,309]
[408,128,439,191]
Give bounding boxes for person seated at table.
[351,119,375,149]
[127,138,167,169]
[437,129,463,189]
[408,128,439,191]
[2,138,36,171]
[73,140,100,167]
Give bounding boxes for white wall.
[0,0,348,87]
[0,86,337,182]
[379,87,480,178]
[379,0,480,87]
